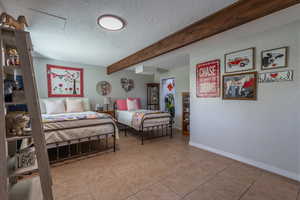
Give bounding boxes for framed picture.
[259,70,293,83]
[223,72,257,100]
[261,47,288,70]
[47,65,84,97]
[120,78,134,92]
[96,81,111,96]
[196,59,220,98]
[224,47,255,73]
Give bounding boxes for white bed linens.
[22,111,118,149]
[116,109,171,130]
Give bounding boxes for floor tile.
[218,162,264,184]
[50,130,299,200]
[161,163,214,197]
[240,172,299,200]
[88,177,135,200]
[184,186,239,200]
[185,174,251,200]
[135,183,181,200]
[125,196,139,200]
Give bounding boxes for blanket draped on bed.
[21,112,118,149]
[132,110,171,130]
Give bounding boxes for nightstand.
[96,110,115,118]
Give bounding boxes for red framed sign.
[47,65,84,97]
[196,60,220,98]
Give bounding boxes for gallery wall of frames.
[196,46,293,100]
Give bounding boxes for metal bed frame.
[118,112,173,145]
[45,121,117,164]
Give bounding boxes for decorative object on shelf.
[17,148,36,169]
[182,92,190,137]
[196,59,220,98]
[12,90,25,102]
[96,81,111,96]
[147,83,160,110]
[223,72,257,100]
[103,97,112,111]
[0,12,28,30]
[120,78,134,92]
[259,70,293,83]
[47,65,84,97]
[5,112,30,136]
[261,47,288,70]
[225,47,255,73]
[6,48,20,66]
[4,79,14,102]
[4,68,23,102]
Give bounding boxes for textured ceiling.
[1,0,236,67]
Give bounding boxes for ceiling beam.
[107,0,300,74]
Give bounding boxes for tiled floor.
[51,130,300,200]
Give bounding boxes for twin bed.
[22,98,118,164]
[24,97,172,163]
[115,98,173,145]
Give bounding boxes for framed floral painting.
[224,48,255,73]
[47,65,84,97]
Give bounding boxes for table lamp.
[103,97,111,111]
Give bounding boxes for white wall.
[0,2,5,12]
[154,66,190,129]
[188,18,300,181]
[33,58,153,109]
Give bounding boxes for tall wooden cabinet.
[182,92,190,136]
[147,83,160,110]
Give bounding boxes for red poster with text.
[196,60,220,98]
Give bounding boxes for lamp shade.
[103,97,112,105]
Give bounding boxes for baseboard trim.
[189,141,300,182]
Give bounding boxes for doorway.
[161,78,175,118]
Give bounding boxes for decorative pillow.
[66,98,84,113]
[127,97,141,109]
[116,99,127,110]
[44,99,65,114]
[127,98,138,111]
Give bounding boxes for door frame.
[160,77,176,113]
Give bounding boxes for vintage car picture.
[261,47,288,70]
[224,48,255,73]
[223,72,257,100]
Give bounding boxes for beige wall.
[33,58,154,109]
[188,19,300,180]
[154,66,190,129]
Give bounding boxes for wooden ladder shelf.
[0,27,54,200]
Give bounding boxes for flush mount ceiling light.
[97,15,126,31]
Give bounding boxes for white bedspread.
[116,109,171,130]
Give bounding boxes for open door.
[161,78,175,118]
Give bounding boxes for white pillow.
[127,98,138,111]
[66,99,84,113]
[44,100,65,114]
